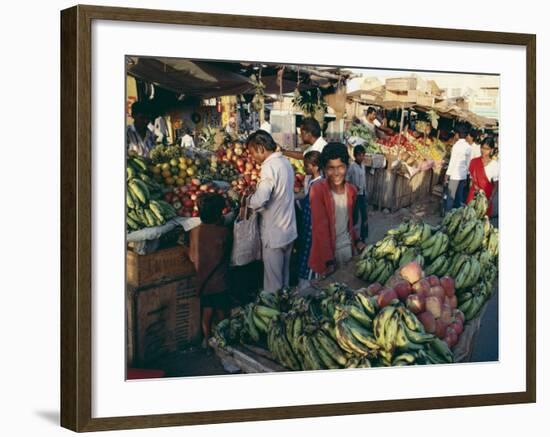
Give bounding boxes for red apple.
[440,304,452,324]
[428,285,445,302]
[435,318,448,339]
[418,311,436,333]
[440,276,455,297]
[444,327,458,348]
[399,261,424,284]
[377,288,398,308]
[449,320,463,336]
[394,280,412,300]
[412,279,430,297]
[425,296,442,318]
[426,275,440,287]
[406,294,425,314]
[385,274,403,289]
[366,283,383,296]
[453,309,465,325]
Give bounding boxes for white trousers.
[262,243,293,293]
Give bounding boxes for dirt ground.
[144,197,498,377]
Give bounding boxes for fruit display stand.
[317,258,489,364]
[126,245,200,366]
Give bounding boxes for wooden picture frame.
[60,4,536,432]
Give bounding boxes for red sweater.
[308,179,357,275]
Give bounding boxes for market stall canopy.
[415,103,498,129]
[127,57,255,97]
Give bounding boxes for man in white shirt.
[245,130,298,293]
[346,145,369,242]
[180,128,195,148]
[282,117,327,160]
[259,111,272,134]
[364,107,382,137]
[126,101,156,157]
[444,125,472,211]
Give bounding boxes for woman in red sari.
[466,137,499,216]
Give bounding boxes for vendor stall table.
[209,257,492,373]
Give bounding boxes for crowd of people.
[443,123,499,215]
[126,101,499,347]
[178,118,372,344]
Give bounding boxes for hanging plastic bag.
[230,197,261,266]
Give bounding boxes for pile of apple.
[364,261,465,349]
[164,179,234,218]
[209,143,262,195]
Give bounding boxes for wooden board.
[127,275,200,366]
[209,338,287,373]
[126,245,195,288]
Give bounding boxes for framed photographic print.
[60,4,536,432]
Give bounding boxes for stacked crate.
[126,245,200,367]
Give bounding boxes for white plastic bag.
[230,199,261,266]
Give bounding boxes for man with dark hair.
[444,123,472,211]
[282,117,327,160]
[346,145,369,242]
[260,110,272,134]
[364,107,381,136]
[245,130,297,293]
[127,100,156,157]
[180,127,195,148]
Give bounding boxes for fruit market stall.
[209,192,497,372]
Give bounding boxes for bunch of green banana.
[267,317,302,371]
[469,190,489,219]
[386,220,411,237]
[421,231,449,260]
[398,247,418,267]
[444,205,476,235]
[333,305,379,358]
[126,156,175,232]
[449,219,485,254]
[424,253,452,277]
[487,228,499,258]
[453,256,482,290]
[400,222,430,246]
[373,236,399,258]
[355,256,393,285]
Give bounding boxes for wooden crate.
[126,245,195,288]
[127,275,200,367]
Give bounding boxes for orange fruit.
[162,170,171,178]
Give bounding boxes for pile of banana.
[355,191,499,322]
[126,156,177,231]
[213,285,454,371]
[354,223,432,284]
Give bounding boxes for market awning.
[127,57,255,98]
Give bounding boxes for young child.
[346,145,369,243]
[188,193,231,349]
[309,143,365,278]
[296,151,323,289]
